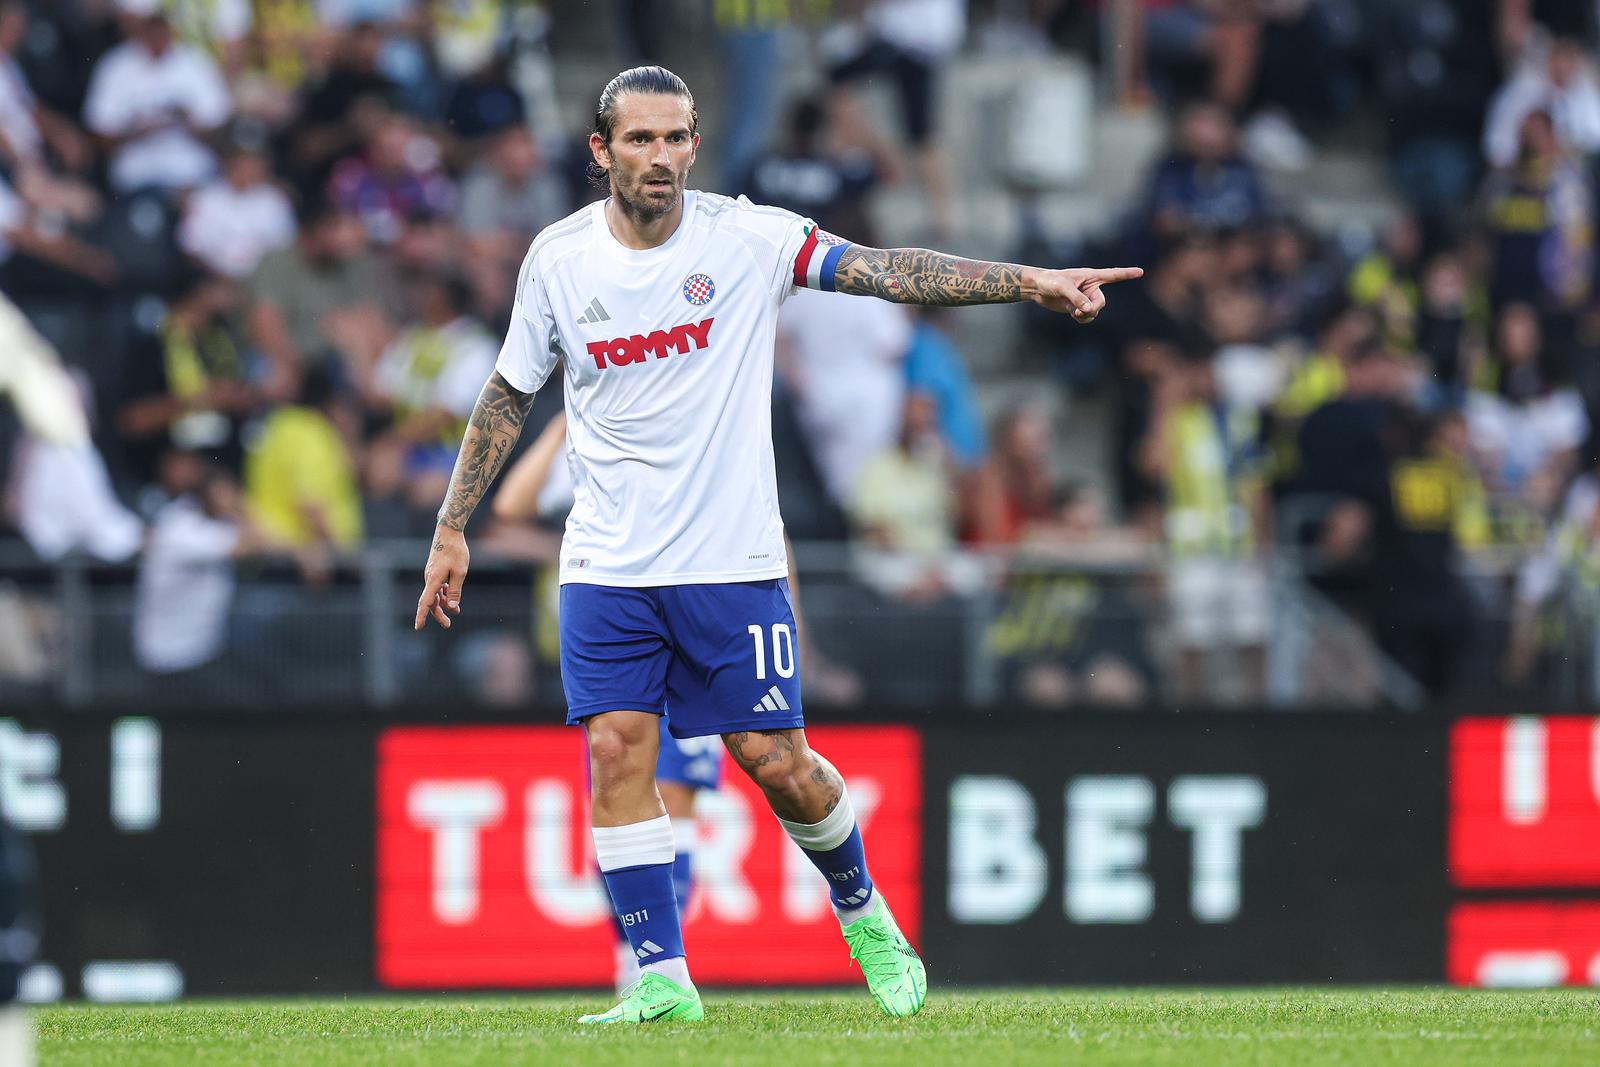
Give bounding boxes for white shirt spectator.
[133,496,240,673]
[1467,387,1589,491]
[1484,56,1600,167]
[82,37,231,192]
[779,287,913,502]
[179,177,296,277]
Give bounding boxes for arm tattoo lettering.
[833,246,1028,306]
[436,371,536,531]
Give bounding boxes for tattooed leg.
[723,728,843,823]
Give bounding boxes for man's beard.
[614,171,681,224]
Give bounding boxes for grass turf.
[34,988,1600,1066]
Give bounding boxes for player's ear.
[588,131,610,171]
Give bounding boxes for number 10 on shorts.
[747,623,795,680]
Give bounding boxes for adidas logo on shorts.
[751,685,790,714]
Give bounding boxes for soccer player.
[415,65,1140,1024]
[492,411,723,995]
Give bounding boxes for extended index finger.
[1088,266,1144,286]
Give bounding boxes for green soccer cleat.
[577,972,704,1025]
[842,894,927,1018]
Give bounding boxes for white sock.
[833,893,878,926]
[614,940,641,995]
[641,955,692,988]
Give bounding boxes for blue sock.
[594,817,686,971]
[778,790,875,920]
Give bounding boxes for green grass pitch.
[35,988,1600,1066]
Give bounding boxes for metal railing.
[0,537,1533,712]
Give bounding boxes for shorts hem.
[564,702,667,724]
[666,715,805,740]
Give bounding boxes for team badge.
[682,273,715,306]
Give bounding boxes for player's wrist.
[1018,266,1042,303]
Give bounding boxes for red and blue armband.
[792,224,851,293]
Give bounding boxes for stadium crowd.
[3,0,1600,709]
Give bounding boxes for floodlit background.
[1,0,1599,1008]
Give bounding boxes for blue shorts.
[560,579,805,739]
[655,717,724,790]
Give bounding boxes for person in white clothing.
[178,144,296,278]
[82,10,232,193]
[412,65,1140,1025]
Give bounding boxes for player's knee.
[586,716,656,784]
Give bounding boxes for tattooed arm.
[414,371,537,630]
[832,245,1142,322]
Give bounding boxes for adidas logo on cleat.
[751,685,790,714]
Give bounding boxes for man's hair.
[593,65,697,146]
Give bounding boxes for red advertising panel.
[1449,716,1600,887]
[1448,902,1600,987]
[376,725,921,988]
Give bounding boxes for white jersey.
[495,190,852,586]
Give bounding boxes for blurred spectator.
[178,142,297,278]
[778,287,913,505]
[1509,444,1600,689]
[742,97,885,242]
[987,483,1157,709]
[1415,250,1482,406]
[0,2,96,190]
[116,273,259,486]
[1120,0,1265,113]
[1479,108,1595,312]
[247,197,389,399]
[133,460,247,679]
[1257,218,1337,340]
[243,364,363,549]
[314,1,432,112]
[847,389,978,601]
[160,0,253,69]
[716,0,794,193]
[327,110,454,245]
[1140,355,1270,703]
[442,51,526,157]
[971,403,1059,546]
[1377,0,1499,214]
[1467,302,1587,511]
[290,20,399,189]
[457,124,569,315]
[825,0,964,234]
[1484,35,1600,169]
[1141,101,1271,240]
[363,271,497,517]
[904,308,986,471]
[82,8,232,193]
[0,171,116,290]
[1347,213,1424,349]
[1330,409,1486,697]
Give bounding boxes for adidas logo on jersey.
[751,685,790,714]
[576,297,610,324]
[586,318,715,370]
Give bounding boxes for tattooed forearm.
[833,246,1030,306]
[436,371,536,531]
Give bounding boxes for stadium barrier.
[4,709,1598,999]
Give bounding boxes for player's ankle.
[640,956,693,989]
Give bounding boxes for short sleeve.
[181,49,233,129]
[494,250,562,394]
[731,198,854,304]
